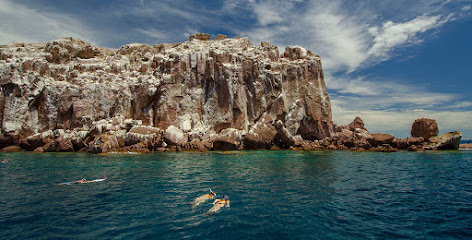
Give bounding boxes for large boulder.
[347,116,366,131]
[411,118,439,141]
[25,130,55,150]
[428,131,462,150]
[213,128,244,151]
[126,125,162,146]
[164,126,188,146]
[243,114,277,149]
[369,133,394,147]
[1,145,22,152]
[392,137,424,149]
[56,139,74,152]
[87,134,119,154]
[274,120,296,148]
[189,33,211,41]
[331,129,354,146]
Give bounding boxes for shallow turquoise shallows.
[1,151,472,239]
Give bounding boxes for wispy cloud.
[238,0,459,73]
[135,28,170,43]
[367,14,451,62]
[0,0,94,44]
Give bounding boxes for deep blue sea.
[1,150,472,239]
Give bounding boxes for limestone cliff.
[0,34,333,152]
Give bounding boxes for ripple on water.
[1,151,472,239]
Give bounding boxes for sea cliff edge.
[0,33,462,153]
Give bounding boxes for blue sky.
[1,0,471,139]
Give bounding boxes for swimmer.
[81,176,107,183]
[190,189,216,207]
[1,159,7,164]
[73,177,87,183]
[207,195,230,214]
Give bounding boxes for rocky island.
[0,33,462,153]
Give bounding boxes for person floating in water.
[73,177,87,183]
[190,189,216,207]
[1,159,7,164]
[207,195,230,214]
[78,176,107,183]
[59,176,107,185]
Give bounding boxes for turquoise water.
[1,151,472,239]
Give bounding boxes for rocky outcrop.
[87,134,119,154]
[427,131,462,150]
[0,34,333,153]
[213,128,244,150]
[392,137,424,149]
[329,117,373,150]
[411,118,438,141]
[163,126,187,146]
[243,114,277,149]
[369,133,394,147]
[347,116,366,131]
[274,120,296,148]
[1,36,464,153]
[460,143,472,150]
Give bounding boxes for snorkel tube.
[209,188,216,197]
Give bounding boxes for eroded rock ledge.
[0,34,462,153]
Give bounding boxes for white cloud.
[253,2,285,26]
[239,0,454,73]
[135,28,170,43]
[367,15,450,60]
[325,73,456,107]
[0,0,94,45]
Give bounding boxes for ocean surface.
[1,150,472,239]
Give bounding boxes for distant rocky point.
[0,33,462,153]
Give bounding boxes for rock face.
[411,118,439,140]
[0,35,333,152]
[347,116,366,131]
[427,131,462,150]
[369,133,394,147]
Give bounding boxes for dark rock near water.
[369,133,394,147]
[213,128,244,151]
[243,114,277,150]
[87,134,119,154]
[427,131,461,150]
[1,145,22,152]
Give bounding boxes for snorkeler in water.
[1,159,7,164]
[73,177,87,183]
[207,195,230,214]
[190,189,216,207]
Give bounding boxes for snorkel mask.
[209,188,216,196]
